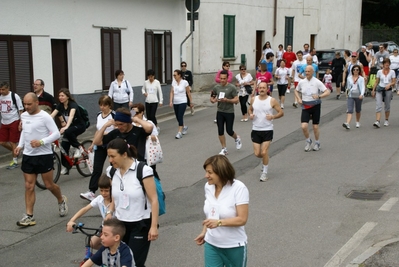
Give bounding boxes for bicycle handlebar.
[72,222,102,237]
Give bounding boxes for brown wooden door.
[256,31,264,68]
[51,39,69,98]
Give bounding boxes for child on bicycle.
[81,218,134,267]
[66,174,112,249]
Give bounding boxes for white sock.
[13,157,18,163]
[262,165,268,174]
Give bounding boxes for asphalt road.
[1,91,399,266]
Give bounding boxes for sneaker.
[260,173,268,182]
[219,148,228,155]
[304,139,312,152]
[313,142,320,151]
[336,95,341,100]
[182,126,188,135]
[384,120,389,127]
[6,161,18,170]
[156,126,161,134]
[73,146,84,158]
[286,89,290,94]
[342,122,350,130]
[175,132,182,139]
[235,136,242,150]
[340,91,344,94]
[17,214,36,227]
[80,191,95,202]
[191,107,195,115]
[356,122,361,128]
[280,104,284,109]
[61,167,69,175]
[59,195,68,217]
[293,102,298,108]
[373,121,380,128]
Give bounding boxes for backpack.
[367,73,377,89]
[78,105,90,128]
[11,92,17,108]
[110,161,166,216]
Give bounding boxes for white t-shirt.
[235,73,253,96]
[251,96,274,131]
[90,195,111,221]
[296,77,328,102]
[171,79,189,104]
[142,79,163,104]
[18,110,60,156]
[0,92,23,124]
[292,59,307,82]
[377,69,396,88]
[108,79,133,104]
[275,67,290,84]
[389,55,399,70]
[96,111,115,133]
[323,74,332,84]
[107,162,154,222]
[203,179,249,248]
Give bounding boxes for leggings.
[173,103,186,126]
[238,95,248,115]
[61,123,86,168]
[145,102,158,125]
[113,102,129,111]
[216,111,235,136]
[88,145,107,193]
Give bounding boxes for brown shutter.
[164,31,172,84]
[0,40,10,82]
[144,30,154,78]
[101,29,121,90]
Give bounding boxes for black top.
[358,51,369,67]
[331,57,346,74]
[102,126,149,161]
[182,70,193,87]
[56,101,85,127]
[38,91,56,115]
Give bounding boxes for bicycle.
[72,222,102,267]
[35,138,93,189]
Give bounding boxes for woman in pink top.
[215,61,233,83]
[255,61,273,96]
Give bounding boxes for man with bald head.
[299,55,319,80]
[14,92,67,227]
[294,66,330,152]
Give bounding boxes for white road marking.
[348,237,399,265]
[324,222,377,267]
[378,197,399,211]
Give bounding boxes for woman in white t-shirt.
[195,155,249,267]
[142,69,163,130]
[235,65,254,121]
[106,138,158,267]
[372,58,397,128]
[389,49,399,91]
[170,69,193,139]
[80,95,115,201]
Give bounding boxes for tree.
[362,0,399,28]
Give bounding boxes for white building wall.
[0,0,185,95]
[186,0,362,90]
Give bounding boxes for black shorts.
[301,104,321,124]
[21,154,54,174]
[251,130,273,144]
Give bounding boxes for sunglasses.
[353,69,360,71]
[181,65,186,67]
[240,68,246,71]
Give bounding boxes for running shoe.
[17,214,36,227]
[191,107,195,115]
[384,120,389,127]
[292,102,298,108]
[313,142,320,151]
[175,132,183,139]
[336,95,340,100]
[280,104,284,109]
[59,195,68,217]
[304,139,312,152]
[286,89,290,94]
[80,191,95,202]
[235,136,242,150]
[61,167,69,175]
[342,122,350,130]
[219,148,228,155]
[260,173,268,182]
[373,121,380,128]
[356,122,361,128]
[182,126,188,135]
[156,126,161,134]
[73,146,84,158]
[6,161,18,170]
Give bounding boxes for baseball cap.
[351,52,357,57]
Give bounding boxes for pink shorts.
[0,120,21,143]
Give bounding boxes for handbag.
[145,136,163,166]
[244,85,253,94]
[86,151,95,173]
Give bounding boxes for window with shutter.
[145,30,154,75]
[101,29,121,91]
[223,15,235,58]
[0,35,33,95]
[285,17,294,48]
[164,31,173,84]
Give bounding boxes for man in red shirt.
[282,45,297,92]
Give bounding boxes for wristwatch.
[105,210,113,216]
[217,220,222,227]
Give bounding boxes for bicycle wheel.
[76,140,93,177]
[35,152,61,190]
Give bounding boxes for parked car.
[315,49,350,80]
[363,41,399,54]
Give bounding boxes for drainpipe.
[273,0,277,36]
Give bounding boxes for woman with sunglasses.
[235,65,254,121]
[342,65,365,129]
[259,41,274,62]
[372,58,396,128]
[106,138,159,267]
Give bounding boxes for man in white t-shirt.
[295,66,330,152]
[0,81,24,169]
[15,92,67,227]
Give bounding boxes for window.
[223,15,235,58]
[101,29,121,90]
[0,35,33,96]
[285,17,294,48]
